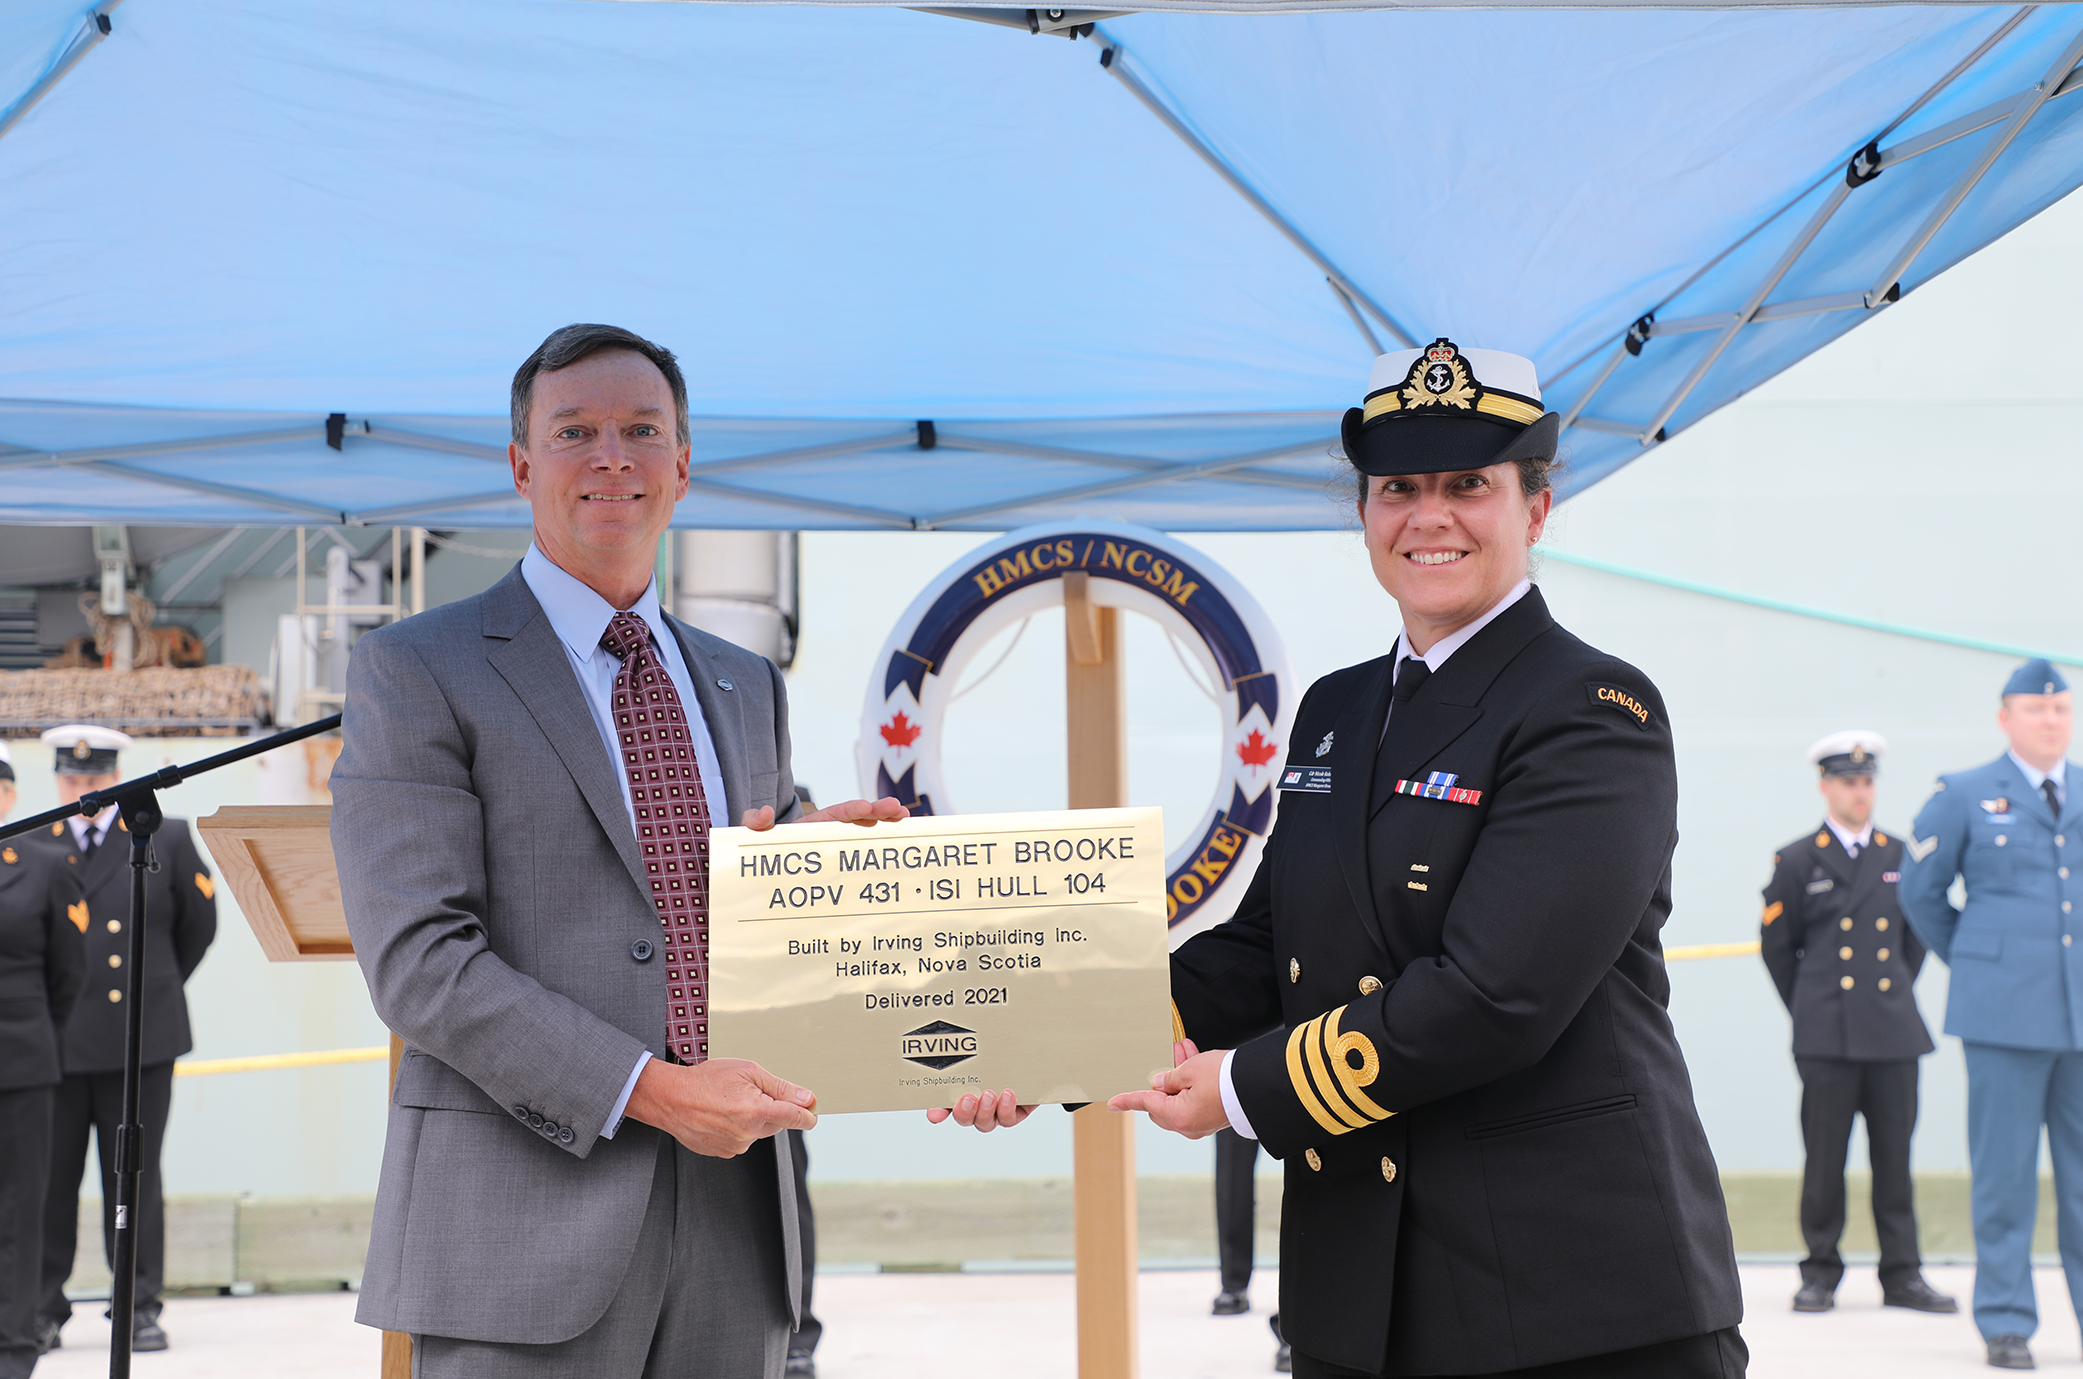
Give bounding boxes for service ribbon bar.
[1393,772,1483,806]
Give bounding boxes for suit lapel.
[666,616,751,824]
[1810,827,1856,891]
[1333,659,1394,955]
[480,570,651,903]
[1837,827,1885,912]
[2064,763,2083,831]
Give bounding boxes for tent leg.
[1065,573,1137,1379]
[381,1033,412,1379]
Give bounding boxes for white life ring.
[857,520,1295,941]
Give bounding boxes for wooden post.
[381,1033,412,1379]
[1064,572,1138,1379]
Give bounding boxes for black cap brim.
[1343,409,1560,477]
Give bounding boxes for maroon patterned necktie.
[600,611,711,1064]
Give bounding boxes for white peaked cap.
[1367,346,1541,402]
[40,724,136,753]
[1806,729,1888,765]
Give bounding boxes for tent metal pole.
[0,425,324,472]
[1092,33,1416,349]
[915,439,1334,529]
[78,460,345,522]
[1865,23,2083,307]
[936,433,1329,491]
[1326,278,1384,355]
[1638,179,1854,445]
[0,1,125,145]
[1559,345,1628,432]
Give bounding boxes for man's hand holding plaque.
[707,806,1175,1117]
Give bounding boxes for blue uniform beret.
[2002,658,2069,698]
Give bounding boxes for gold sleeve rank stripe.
[1762,901,1783,926]
[1285,1004,1395,1136]
[1171,1001,1186,1043]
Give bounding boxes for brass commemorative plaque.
[709,807,1173,1113]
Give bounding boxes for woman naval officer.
[1110,340,1745,1378]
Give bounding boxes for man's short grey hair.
[510,324,690,447]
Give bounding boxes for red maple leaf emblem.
[1236,729,1278,768]
[880,711,923,748]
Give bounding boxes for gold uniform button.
[1305,1148,1322,1172]
[1876,918,1889,931]
[1840,976,1855,991]
[1839,918,1854,931]
[1380,1157,1397,1184]
[1358,976,1382,995]
[1289,959,1301,983]
[108,955,121,968]
[1877,948,1890,963]
[1879,978,1893,992]
[107,920,121,934]
[108,989,122,1003]
[1839,946,1853,960]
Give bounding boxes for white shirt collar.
[1395,579,1533,674]
[2008,750,2068,793]
[1824,816,1873,853]
[520,543,667,662]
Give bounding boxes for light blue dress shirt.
[520,543,733,1137]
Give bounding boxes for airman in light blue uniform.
[1901,658,2083,1371]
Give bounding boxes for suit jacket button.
[1839,946,1853,960]
[1839,918,1853,931]
[1358,976,1382,995]
[632,940,655,961]
[1840,976,1855,990]
[529,1113,545,1129]
[514,1106,529,1120]
[543,1121,559,1137]
[1879,978,1892,991]
[559,1127,575,1144]
[1304,1148,1322,1172]
[1876,918,1889,931]
[1289,959,1301,983]
[1380,1157,1397,1184]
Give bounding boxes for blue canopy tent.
[1,0,2080,531]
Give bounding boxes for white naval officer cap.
[0,739,12,783]
[1806,729,1887,778]
[1342,337,1559,477]
[41,724,135,775]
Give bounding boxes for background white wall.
[12,182,2077,1198]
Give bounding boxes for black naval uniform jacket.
[0,841,85,1091]
[1171,589,1741,1376]
[1759,825,1932,1061]
[30,816,217,1073]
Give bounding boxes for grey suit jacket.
[332,565,805,1343]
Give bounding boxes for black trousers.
[1795,1056,1921,1291]
[0,1086,53,1379]
[787,1128,820,1355]
[1293,1326,1748,1378]
[40,1063,174,1324]
[1215,1127,1258,1294]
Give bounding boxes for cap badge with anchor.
[1807,729,1887,780]
[1342,338,1559,477]
[40,723,135,777]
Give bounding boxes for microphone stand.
[0,713,343,1379]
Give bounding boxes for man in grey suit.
[331,323,906,1377]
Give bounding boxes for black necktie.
[2045,779,2063,819]
[1393,656,1430,702]
[82,823,102,856]
[1845,837,1859,860]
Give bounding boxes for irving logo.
[900,1020,980,1070]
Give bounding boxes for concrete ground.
[28,1264,2078,1377]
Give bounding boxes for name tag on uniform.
[1806,879,1835,894]
[1279,766,1332,793]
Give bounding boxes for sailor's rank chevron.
[1393,771,1483,806]
[1284,1004,1396,1136]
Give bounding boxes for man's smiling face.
[509,348,690,588]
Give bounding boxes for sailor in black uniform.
[1760,730,1953,1316]
[1112,340,1745,1377]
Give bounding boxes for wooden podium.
[194,805,413,1379]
